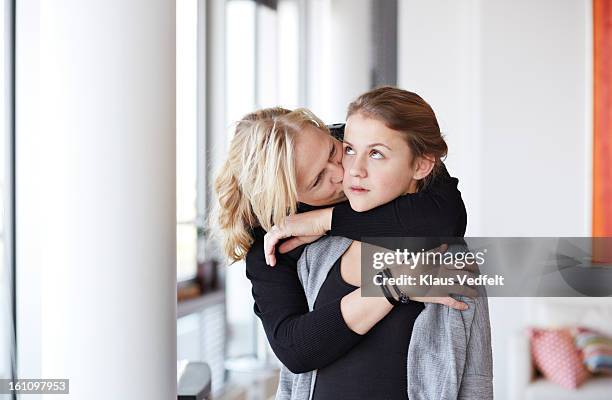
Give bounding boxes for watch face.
[327,123,345,141]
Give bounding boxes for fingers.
[423,243,448,257]
[263,226,287,266]
[267,253,277,267]
[264,240,278,267]
[278,237,303,254]
[435,243,449,253]
[263,234,277,266]
[263,228,280,257]
[411,296,469,311]
[441,296,469,310]
[264,227,321,264]
[278,235,322,253]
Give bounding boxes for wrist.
[320,208,333,232]
[382,268,410,304]
[377,271,399,306]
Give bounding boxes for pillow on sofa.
[529,328,590,389]
[573,327,612,374]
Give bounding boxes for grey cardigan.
[275,236,493,400]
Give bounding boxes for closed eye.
[312,140,337,189]
[312,171,323,188]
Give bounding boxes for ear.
[413,156,435,180]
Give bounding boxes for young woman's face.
[294,125,346,206]
[342,112,418,212]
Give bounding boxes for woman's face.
[294,125,346,206]
[342,112,418,212]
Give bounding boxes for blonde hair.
[213,107,328,263]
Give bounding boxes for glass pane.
[225,0,258,360]
[277,0,300,107]
[177,223,198,282]
[0,246,10,386]
[256,4,278,107]
[176,0,198,224]
[177,313,201,361]
[0,0,13,395]
[226,0,256,136]
[177,0,198,280]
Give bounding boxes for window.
[0,0,14,396]
[226,0,256,127]
[276,0,300,107]
[177,0,201,282]
[176,1,227,395]
[224,0,302,363]
[225,0,257,360]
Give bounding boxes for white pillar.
[307,0,372,123]
[16,1,176,399]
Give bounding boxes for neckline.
[334,258,359,290]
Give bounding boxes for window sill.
[177,289,225,318]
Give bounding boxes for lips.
[349,185,369,193]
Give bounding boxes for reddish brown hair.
[347,86,447,190]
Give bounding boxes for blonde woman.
[213,104,470,378]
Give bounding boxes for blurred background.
[3,0,612,399]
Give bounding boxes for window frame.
[1,0,16,394]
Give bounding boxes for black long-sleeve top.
[311,258,425,399]
[245,164,466,373]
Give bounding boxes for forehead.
[345,113,404,146]
[293,126,330,190]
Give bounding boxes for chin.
[347,198,373,212]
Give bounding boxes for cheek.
[370,161,413,194]
[342,157,351,178]
[341,155,349,169]
[333,141,343,163]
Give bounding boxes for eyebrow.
[343,140,392,151]
[307,139,334,190]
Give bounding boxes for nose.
[349,156,367,178]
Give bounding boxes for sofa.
[508,298,612,400]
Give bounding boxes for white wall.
[399,1,591,399]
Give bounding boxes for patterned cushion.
[573,327,612,374]
[529,328,591,389]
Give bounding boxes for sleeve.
[330,164,467,239]
[457,289,494,399]
[245,229,363,373]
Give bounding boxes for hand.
[409,296,471,311]
[383,244,479,309]
[264,208,333,266]
[278,235,324,254]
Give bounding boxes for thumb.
[444,296,468,310]
[279,237,305,253]
[279,235,321,253]
[434,243,448,253]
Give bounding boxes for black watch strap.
[382,268,410,304]
[377,271,399,306]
